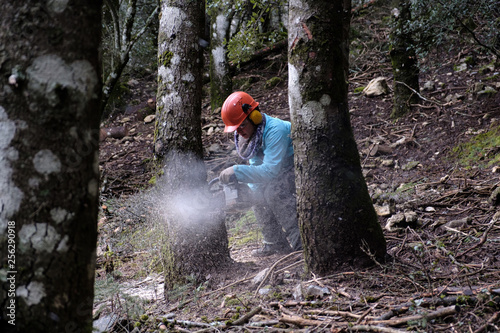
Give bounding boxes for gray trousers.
[252,169,302,251]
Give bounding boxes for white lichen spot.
[171,53,181,66]
[160,7,187,40]
[26,55,98,113]
[160,93,182,112]
[18,223,61,253]
[212,46,227,77]
[34,267,45,278]
[88,178,98,197]
[56,235,70,252]
[0,106,17,149]
[68,126,78,138]
[17,281,46,306]
[216,14,229,39]
[158,65,175,84]
[0,106,24,226]
[50,208,74,224]
[5,147,18,161]
[302,100,326,129]
[47,0,69,14]
[181,73,195,82]
[33,149,61,175]
[29,177,41,188]
[320,94,331,106]
[287,64,302,123]
[8,74,18,86]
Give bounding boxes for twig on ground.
[279,313,325,327]
[365,305,459,326]
[395,80,451,107]
[457,213,498,258]
[473,311,500,333]
[254,251,302,295]
[275,259,304,274]
[167,272,258,312]
[349,325,410,333]
[356,303,379,324]
[229,306,262,326]
[305,309,377,321]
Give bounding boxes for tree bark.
[208,3,234,111]
[390,0,420,118]
[288,0,386,274]
[0,1,101,331]
[155,0,232,291]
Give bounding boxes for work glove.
[219,166,236,184]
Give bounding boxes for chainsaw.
[208,177,254,212]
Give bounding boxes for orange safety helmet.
[221,91,260,132]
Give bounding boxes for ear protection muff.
[242,103,263,125]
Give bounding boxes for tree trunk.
[0,1,101,331]
[288,0,386,274]
[101,0,159,116]
[208,4,234,111]
[155,0,232,291]
[390,0,420,118]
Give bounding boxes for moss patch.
[354,86,365,94]
[159,50,174,67]
[227,210,260,247]
[264,77,283,89]
[449,125,500,168]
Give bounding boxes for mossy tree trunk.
[0,1,101,331]
[390,0,420,118]
[208,3,234,111]
[155,0,232,291]
[288,0,386,274]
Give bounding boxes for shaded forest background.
[95,0,500,332]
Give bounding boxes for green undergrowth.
[94,276,149,320]
[449,125,500,168]
[227,210,261,248]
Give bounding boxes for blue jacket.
[233,114,294,189]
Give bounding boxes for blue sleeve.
[233,121,292,184]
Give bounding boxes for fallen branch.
[305,309,377,321]
[457,213,498,258]
[395,80,451,107]
[349,325,410,333]
[230,306,262,326]
[270,300,329,308]
[279,313,325,327]
[366,305,459,326]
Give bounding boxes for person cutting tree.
[218,91,302,257]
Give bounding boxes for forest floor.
[95,6,500,333]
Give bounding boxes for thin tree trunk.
[390,0,420,118]
[288,0,386,274]
[101,1,159,115]
[209,4,235,110]
[0,1,101,331]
